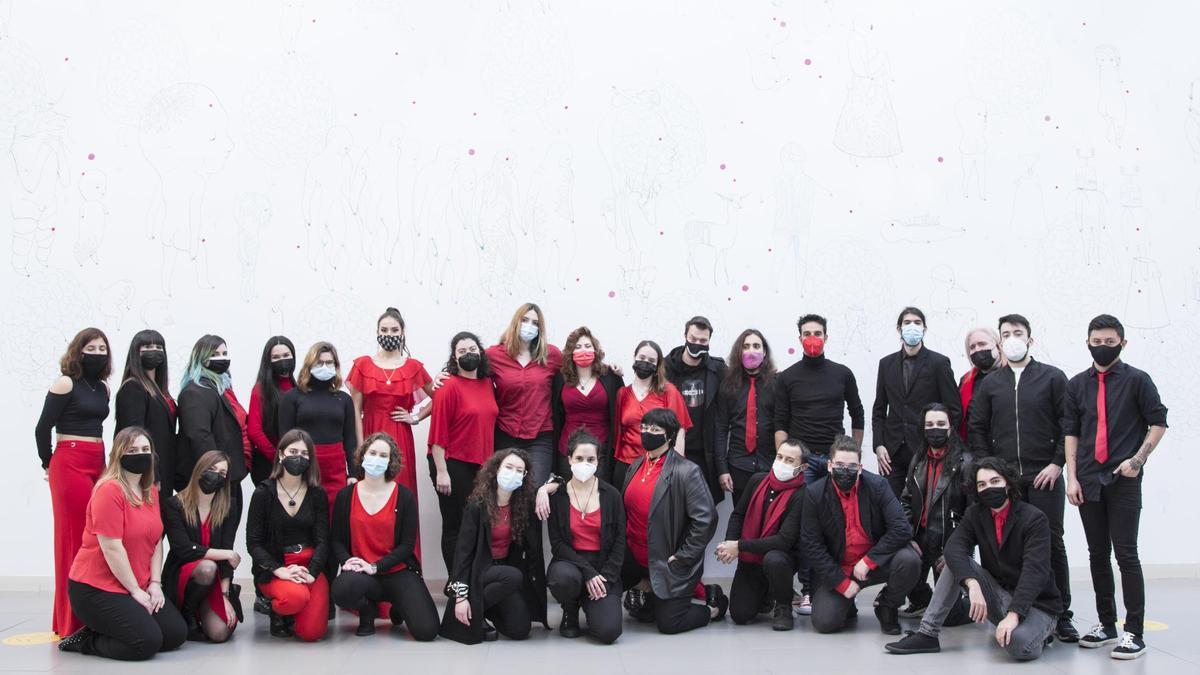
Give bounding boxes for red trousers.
[257,548,329,642]
[48,439,105,636]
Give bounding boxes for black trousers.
[67,580,187,661]
[612,460,632,493]
[729,550,797,625]
[1022,476,1071,618]
[429,458,481,570]
[480,564,531,640]
[547,555,623,644]
[810,546,920,634]
[495,429,556,487]
[1079,473,1144,636]
[620,558,710,635]
[729,466,756,508]
[330,569,439,640]
[884,443,912,497]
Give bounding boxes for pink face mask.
[572,350,596,368]
[742,351,765,370]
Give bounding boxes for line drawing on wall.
[1009,153,1048,239]
[684,192,746,286]
[955,98,988,200]
[833,30,902,164]
[74,170,108,267]
[1096,45,1127,149]
[234,193,272,302]
[771,143,831,296]
[1073,147,1108,268]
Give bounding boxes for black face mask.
[377,334,404,352]
[198,470,226,494]
[632,360,657,380]
[139,351,165,370]
[640,431,668,452]
[685,342,709,359]
[1089,344,1122,368]
[969,350,996,370]
[82,353,109,379]
[830,467,858,493]
[925,428,950,450]
[120,453,153,475]
[270,358,295,377]
[282,456,310,476]
[457,353,481,372]
[207,358,230,375]
[977,486,1009,510]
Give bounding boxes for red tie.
[1095,371,1109,464]
[745,377,758,453]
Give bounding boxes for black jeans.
[429,458,481,570]
[495,429,556,487]
[620,558,711,635]
[67,580,187,661]
[810,546,920,634]
[330,569,439,640]
[612,460,632,493]
[1022,476,1071,618]
[547,555,623,644]
[884,443,912,498]
[1078,473,1144,636]
[729,466,756,508]
[729,550,797,624]
[480,564,531,640]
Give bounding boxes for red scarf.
[958,368,978,441]
[739,471,803,563]
[920,447,946,528]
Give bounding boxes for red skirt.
[314,442,347,515]
[175,561,232,625]
[49,439,105,636]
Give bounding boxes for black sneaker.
[355,604,378,637]
[705,585,729,622]
[57,626,93,653]
[885,630,941,655]
[1111,632,1146,660]
[875,605,901,636]
[1055,616,1080,643]
[1079,623,1120,649]
[269,612,293,638]
[559,606,581,638]
[898,598,928,618]
[771,602,794,631]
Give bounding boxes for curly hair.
[353,432,402,481]
[561,326,609,386]
[468,448,534,544]
[965,455,1024,503]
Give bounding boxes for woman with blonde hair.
[58,427,186,660]
[279,341,357,510]
[957,327,1005,440]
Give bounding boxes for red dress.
[347,356,431,561]
[175,518,232,626]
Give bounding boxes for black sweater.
[161,494,240,602]
[547,479,625,585]
[115,380,177,490]
[330,483,421,574]
[278,387,357,469]
[246,480,329,584]
[967,359,1067,479]
[944,500,1061,618]
[35,378,109,469]
[800,472,912,590]
[774,356,864,454]
[725,472,805,556]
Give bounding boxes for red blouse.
[490,504,512,560]
[486,344,563,439]
[559,382,610,455]
[248,378,292,462]
[350,483,405,574]
[614,384,692,464]
[427,375,499,466]
[623,454,666,567]
[70,482,163,594]
[570,503,602,553]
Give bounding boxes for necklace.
[80,378,98,392]
[281,482,304,508]
[570,479,597,521]
[642,453,664,482]
[577,376,594,393]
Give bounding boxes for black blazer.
[176,380,248,489]
[622,450,716,599]
[901,444,970,557]
[725,471,805,557]
[547,479,625,585]
[550,371,625,482]
[800,471,912,590]
[871,347,961,455]
[245,480,329,585]
[115,380,177,491]
[967,359,1068,480]
[943,500,1061,618]
[440,500,548,644]
[160,494,240,603]
[330,483,421,574]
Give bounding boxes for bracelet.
[545,473,566,487]
[447,581,469,599]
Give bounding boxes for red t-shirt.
[486,344,563,439]
[69,481,163,594]
[833,481,877,594]
[428,375,499,466]
[350,483,405,574]
[623,453,667,567]
[559,382,610,455]
[570,503,602,553]
[490,504,512,560]
[614,384,692,464]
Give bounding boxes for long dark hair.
[965,456,1023,503]
[561,325,610,386]
[270,428,322,487]
[121,329,170,398]
[720,328,776,397]
[60,327,111,380]
[444,331,491,377]
[469,448,533,543]
[633,339,668,394]
[255,336,296,441]
[377,307,411,356]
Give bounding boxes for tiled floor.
[1,579,1194,674]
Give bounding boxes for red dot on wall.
[937,156,944,163]
[741,284,749,292]
[607,291,616,298]
[468,148,476,156]
[719,163,726,170]
[51,227,57,232]
[804,58,812,66]
[1044,115,1051,122]
[788,347,796,355]
[87,153,95,160]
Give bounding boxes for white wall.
[3,1,1198,582]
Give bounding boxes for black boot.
[269,611,293,638]
[875,604,901,635]
[559,605,581,638]
[356,604,378,636]
[181,582,211,641]
[771,602,794,631]
[57,626,94,654]
[254,588,272,615]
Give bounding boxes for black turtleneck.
[773,355,864,454]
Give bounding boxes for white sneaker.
[1111,632,1146,660]
[792,593,812,617]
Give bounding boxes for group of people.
[35,303,1167,662]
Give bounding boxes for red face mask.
[572,350,596,368]
[801,336,825,358]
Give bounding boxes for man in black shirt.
[773,314,864,483]
[1064,314,1168,661]
[967,313,1077,643]
[872,307,962,497]
[666,315,728,504]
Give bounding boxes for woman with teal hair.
[176,335,251,511]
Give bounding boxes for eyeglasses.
[640,425,666,434]
[831,462,860,472]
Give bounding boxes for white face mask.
[1001,336,1029,363]
[570,461,597,482]
[772,459,799,482]
[311,364,337,381]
